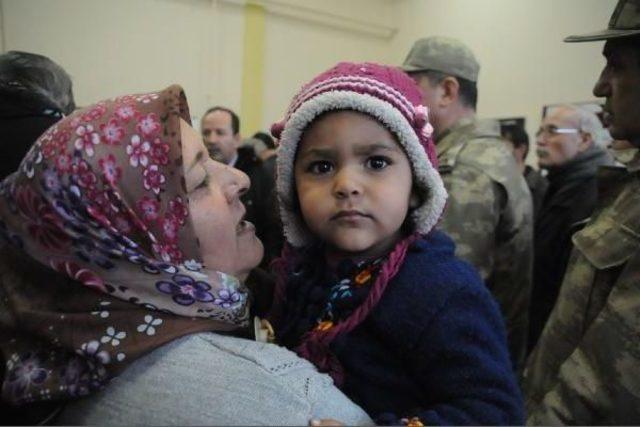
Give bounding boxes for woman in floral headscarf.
[0,85,371,426]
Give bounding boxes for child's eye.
[307,161,333,174]
[366,156,391,170]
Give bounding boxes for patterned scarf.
[0,85,250,405]
[314,258,383,332]
[276,248,384,350]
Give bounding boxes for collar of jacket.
[572,165,640,269]
[544,146,612,184]
[435,116,500,170]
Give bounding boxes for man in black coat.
[0,50,76,425]
[0,51,76,180]
[528,104,612,352]
[201,107,282,267]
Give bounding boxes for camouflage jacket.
[436,117,533,371]
[524,155,640,424]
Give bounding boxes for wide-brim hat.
[565,0,640,42]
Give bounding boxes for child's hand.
[309,418,344,426]
[401,417,425,427]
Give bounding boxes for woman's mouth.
[236,219,255,235]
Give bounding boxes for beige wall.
[261,0,398,130]
[2,0,219,122]
[0,0,5,53]
[1,0,617,154]
[1,0,396,132]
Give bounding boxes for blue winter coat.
[331,231,524,425]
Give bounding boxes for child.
[269,62,524,425]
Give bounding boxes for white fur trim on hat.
[276,90,447,247]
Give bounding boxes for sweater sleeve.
[395,284,525,426]
[307,372,375,426]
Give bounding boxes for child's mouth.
[331,210,370,220]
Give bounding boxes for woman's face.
[180,119,263,280]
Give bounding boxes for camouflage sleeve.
[526,257,640,424]
[439,164,505,281]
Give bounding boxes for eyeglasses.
[535,125,580,138]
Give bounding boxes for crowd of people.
[1,0,639,424]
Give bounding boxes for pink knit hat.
[272,62,447,247]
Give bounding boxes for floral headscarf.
[0,85,250,405]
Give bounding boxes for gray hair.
[0,51,75,115]
[551,104,611,148]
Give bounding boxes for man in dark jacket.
[528,104,612,352]
[0,51,75,179]
[201,107,281,266]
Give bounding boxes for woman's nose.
[215,162,250,201]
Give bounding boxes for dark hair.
[420,70,478,110]
[610,35,640,66]
[502,126,529,158]
[203,106,240,135]
[252,131,276,150]
[0,51,75,115]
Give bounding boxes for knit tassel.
[291,234,420,387]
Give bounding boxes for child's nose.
[332,168,362,198]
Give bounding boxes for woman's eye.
[366,156,390,170]
[195,176,209,191]
[307,161,333,174]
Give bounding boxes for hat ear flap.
[409,190,421,209]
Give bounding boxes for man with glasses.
[528,105,611,354]
[524,0,640,423]
[401,37,533,373]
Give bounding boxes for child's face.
[294,110,414,260]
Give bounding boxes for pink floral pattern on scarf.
[0,85,250,405]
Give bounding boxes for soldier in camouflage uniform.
[402,37,533,372]
[524,0,640,423]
